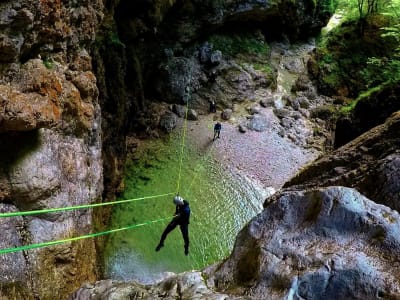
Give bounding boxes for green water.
[104,132,265,283]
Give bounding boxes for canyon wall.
[0,0,332,298]
[0,0,103,298]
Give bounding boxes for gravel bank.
[183,107,321,195]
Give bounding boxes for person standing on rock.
[155,195,191,255]
[213,122,222,140]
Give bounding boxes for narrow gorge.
[0,0,399,299]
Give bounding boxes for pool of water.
[104,131,265,283]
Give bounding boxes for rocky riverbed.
[185,109,320,192]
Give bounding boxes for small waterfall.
[270,40,316,108]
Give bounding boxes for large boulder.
[159,111,177,132]
[208,186,400,299]
[154,57,205,104]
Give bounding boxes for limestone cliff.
[0,0,103,298]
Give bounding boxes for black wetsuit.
[213,123,221,140]
[158,200,191,254]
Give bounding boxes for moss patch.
[208,31,274,79]
[209,32,270,60]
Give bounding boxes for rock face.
[335,82,400,147]
[0,0,103,298]
[209,186,400,299]
[70,187,400,299]
[69,274,234,300]
[285,112,400,212]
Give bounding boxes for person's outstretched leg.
[156,221,177,251]
[180,224,189,255]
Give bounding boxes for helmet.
[173,195,184,205]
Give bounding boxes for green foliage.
[322,72,341,87]
[209,33,270,59]
[43,59,54,69]
[208,32,274,77]
[340,98,358,113]
[321,53,334,64]
[340,84,382,113]
[108,32,124,47]
[253,62,274,76]
[382,24,400,52]
[360,55,400,84]
[314,0,400,114]
[355,20,400,85]
[320,0,339,14]
[315,10,399,96]
[358,84,383,98]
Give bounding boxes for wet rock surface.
[69,273,236,300]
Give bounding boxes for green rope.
[0,192,174,218]
[184,140,215,196]
[0,217,170,255]
[176,101,189,194]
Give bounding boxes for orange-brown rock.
[0,0,103,299]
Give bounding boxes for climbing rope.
[176,100,190,194]
[0,192,174,218]
[1,94,194,255]
[184,138,216,196]
[0,217,170,255]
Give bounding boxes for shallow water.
[104,132,266,283]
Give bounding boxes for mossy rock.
[310,104,338,120]
[314,13,398,98]
[208,31,270,61]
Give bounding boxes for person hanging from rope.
[213,121,222,141]
[155,195,191,255]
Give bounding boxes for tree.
[356,0,383,34]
